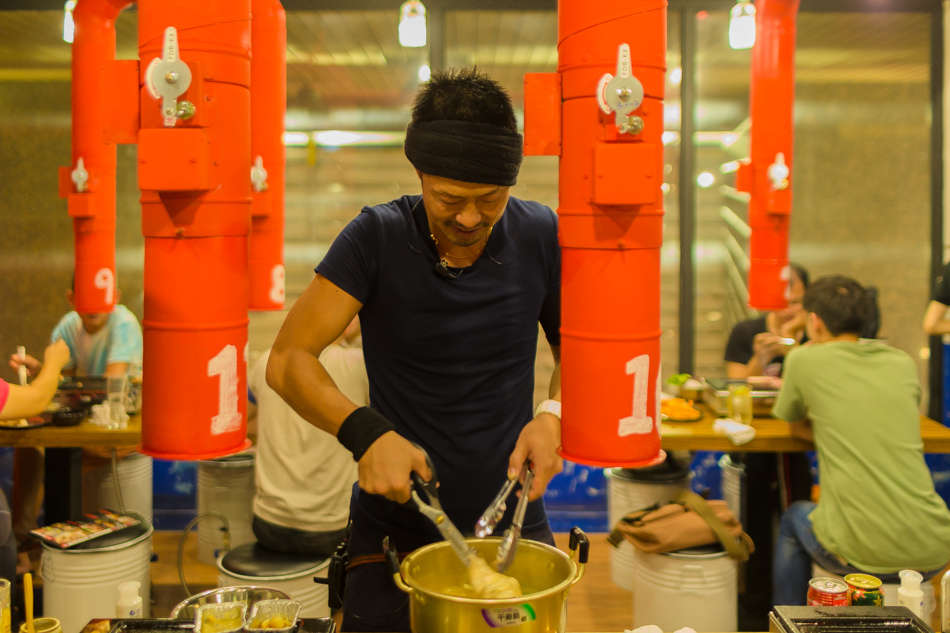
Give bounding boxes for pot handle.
[569,527,589,564]
[383,536,412,594]
[568,527,589,586]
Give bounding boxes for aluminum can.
[845,573,884,606]
[807,577,851,606]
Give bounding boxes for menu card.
[29,510,141,549]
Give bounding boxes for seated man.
[247,318,368,556]
[8,286,143,537]
[721,263,812,628]
[725,263,809,379]
[772,275,950,605]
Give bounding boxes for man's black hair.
[790,262,809,288]
[803,275,870,337]
[411,67,518,133]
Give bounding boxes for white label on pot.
[480,604,536,627]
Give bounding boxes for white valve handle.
[251,156,269,192]
[71,157,89,193]
[145,27,193,127]
[767,152,790,191]
[595,44,645,130]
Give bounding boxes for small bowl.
[51,407,87,427]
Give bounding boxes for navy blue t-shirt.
[316,194,560,544]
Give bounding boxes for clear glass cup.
[728,382,753,425]
[107,375,129,430]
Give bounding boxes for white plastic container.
[40,524,152,633]
[83,453,154,523]
[607,467,689,590]
[216,553,330,618]
[116,580,143,618]
[198,452,257,564]
[898,570,925,618]
[632,546,737,633]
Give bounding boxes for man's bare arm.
[788,418,814,443]
[923,301,950,336]
[266,274,364,435]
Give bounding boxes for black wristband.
[337,407,395,461]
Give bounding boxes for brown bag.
[607,489,755,561]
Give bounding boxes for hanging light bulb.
[729,0,756,50]
[63,0,76,44]
[399,1,427,48]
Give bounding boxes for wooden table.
[0,415,143,523]
[0,415,141,448]
[661,405,950,453]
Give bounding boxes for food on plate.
[0,418,30,428]
[661,397,701,421]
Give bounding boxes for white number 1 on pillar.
[618,354,654,437]
[208,344,241,435]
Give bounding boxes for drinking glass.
[107,375,129,430]
[728,382,754,425]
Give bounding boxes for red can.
[807,577,851,606]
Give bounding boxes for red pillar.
[60,0,135,314]
[249,0,287,311]
[746,0,800,310]
[137,0,253,459]
[525,0,667,467]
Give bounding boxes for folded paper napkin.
[712,418,756,445]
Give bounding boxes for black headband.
[404,120,524,187]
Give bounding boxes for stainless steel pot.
[386,528,589,633]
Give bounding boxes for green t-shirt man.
[773,340,950,574]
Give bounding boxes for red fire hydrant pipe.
[61,0,134,314]
[746,0,800,310]
[138,0,253,459]
[249,0,287,311]
[526,0,667,467]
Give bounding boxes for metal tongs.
[474,461,534,572]
[410,452,477,567]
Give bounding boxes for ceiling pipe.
[249,0,287,311]
[525,0,666,467]
[58,0,135,314]
[740,0,801,310]
[137,0,253,459]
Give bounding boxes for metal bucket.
[197,452,256,564]
[388,529,588,633]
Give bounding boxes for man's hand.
[779,311,808,339]
[9,352,42,377]
[357,431,432,504]
[508,413,562,502]
[43,340,71,373]
[753,332,794,367]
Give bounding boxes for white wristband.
[534,399,561,420]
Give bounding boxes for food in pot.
[467,555,522,599]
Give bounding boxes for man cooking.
[266,67,562,632]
